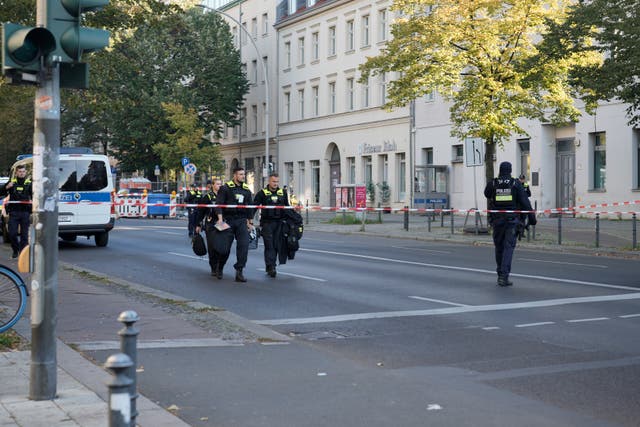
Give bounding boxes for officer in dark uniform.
[484,162,536,286]
[195,179,223,278]
[519,174,532,197]
[214,167,255,283]
[1,165,32,258]
[185,184,202,237]
[254,172,289,278]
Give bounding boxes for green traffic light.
[2,23,56,74]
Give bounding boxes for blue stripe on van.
[59,192,111,203]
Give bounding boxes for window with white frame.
[346,19,354,51]
[261,102,266,133]
[251,59,258,85]
[285,162,294,189]
[262,13,269,36]
[518,139,530,180]
[380,154,388,183]
[284,41,291,69]
[362,14,370,46]
[261,56,267,83]
[311,160,320,203]
[378,9,388,42]
[298,161,305,202]
[347,157,355,184]
[288,0,296,15]
[363,156,372,185]
[251,17,257,39]
[298,88,305,119]
[251,105,258,134]
[298,36,305,65]
[240,108,247,136]
[328,81,336,113]
[284,91,291,121]
[307,0,316,6]
[328,26,336,56]
[241,22,247,45]
[362,76,369,107]
[379,72,387,105]
[397,153,406,200]
[592,132,606,190]
[346,77,354,111]
[452,144,464,162]
[311,32,319,60]
[312,85,319,116]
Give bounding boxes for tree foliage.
[360,0,600,181]
[539,0,640,125]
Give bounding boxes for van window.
[59,160,108,192]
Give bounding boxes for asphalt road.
[62,218,640,426]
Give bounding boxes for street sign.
[181,157,190,167]
[184,163,197,176]
[465,137,484,167]
[154,165,160,176]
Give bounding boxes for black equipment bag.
[212,228,234,256]
[192,233,207,256]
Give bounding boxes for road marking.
[392,246,451,254]
[566,317,610,323]
[157,231,182,235]
[299,248,639,291]
[256,268,326,282]
[515,321,555,328]
[73,338,245,351]
[255,292,640,325]
[518,258,608,268]
[408,296,468,307]
[168,252,206,260]
[482,327,500,330]
[619,313,640,318]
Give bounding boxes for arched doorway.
[230,158,239,177]
[327,144,341,207]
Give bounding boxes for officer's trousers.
[223,217,250,271]
[492,216,519,278]
[187,209,198,237]
[260,221,279,268]
[204,226,223,273]
[8,211,30,254]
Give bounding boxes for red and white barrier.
[169,193,177,218]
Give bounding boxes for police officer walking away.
[185,183,202,237]
[519,174,532,197]
[484,162,536,286]
[195,179,223,278]
[215,167,255,282]
[1,165,32,258]
[254,173,289,278]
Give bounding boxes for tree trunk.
[484,136,496,183]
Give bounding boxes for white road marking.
[515,321,555,328]
[619,313,640,319]
[408,296,468,307]
[256,268,326,282]
[566,317,610,323]
[482,327,500,330]
[392,246,451,254]
[74,338,245,351]
[299,248,638,291]
[518,258,608,268]
[157,231,182,235]
[168,252,206,260]
[255,292,640,325]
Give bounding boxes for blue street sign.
[181,157,190,167]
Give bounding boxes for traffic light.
[45,0,110,64]
[2,23,55,76]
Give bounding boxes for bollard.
[403,206,409,231]
[450,208,454,234]
[118,311,140,427]
[595,213,600,248]
[105,354,133,427]
[558,214,562,245]
[441,209,444,227]
[342,208,346,224]
[378,202,382,223]
[633,213,637,250]
[533,201,537,240]
[428,213,431,232]
[305,200,309,225]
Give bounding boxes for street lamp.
[196,3,270,185]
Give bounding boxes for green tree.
[539,0,640,125]
[153,102,223,177]
[360,0,600,181]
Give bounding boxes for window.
[312,85,319,116]
[347,157,355,184]
[262,102,266,133]
[328,82,336,113]
[284,41,291,69]
[261,56,268,83]
[284,92,291,121]
[328,26,336,56]
[251,105,258,134]
[251,17,257,39]
[378,9,388,41]
[346,19,354,51]
[251,59,258,85]
[424,147,434,165]
[311,160,320,203]
[298,161,306,202]
[361,15,370,46]
[285,162,294,189]
[307,0,316,6]
[245,157,254,172]
[518,139,530,179]
[363,156,372,185]
[240,108,247,136]
[232,26,238,47]
[288,0,296,14]
[298,37,305,66]
[452,144,463,162]
[592,132,606,190]
[241,22,247,45]
[262,13,269,36]
[311,32,319,60]
[379,154,388,183]
[298,88,305,119]
[379,72,387,105]
[346,77,354,110]
[397,153,406,200]
[362,76,369,107]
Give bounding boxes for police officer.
[484,161,536,286]
[1,165,32,258]
[254,173,289,278]
[195,179,224,278]
[185,183,202,237]
[519,174,532,197]
[214,167,255,283]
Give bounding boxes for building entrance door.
[556,139,576,210]
[329,145,341,207]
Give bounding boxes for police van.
[10,148,116,247]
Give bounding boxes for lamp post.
[197,3,270,186]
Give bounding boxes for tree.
[539,0,640,125]
[359,0,601,182]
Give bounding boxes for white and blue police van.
[11,147,116,247]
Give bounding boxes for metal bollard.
[633,213,637,250]
[403,206,409,231]
[441,210,444,227]
[558,214,562,245]
[450,208,454,234]
[118,311,140,427]
[305,200,309,225]
[378,202,382,223]
[342,208,346,224]
[595,213,600,248]
[105,353,133,427]
[428,213,431,232]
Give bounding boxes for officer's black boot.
[216,265,223,279]
[497,275,513,287]
[235,268,247,283]
[211,265,218,277]
[266,265,276,278]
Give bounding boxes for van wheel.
[61,235,77,242]
[95,232,109,247]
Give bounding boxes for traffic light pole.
[30,0,61,400]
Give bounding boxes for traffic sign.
[465,137,484,167]
[184,163,197,176]
[181,157,190,167]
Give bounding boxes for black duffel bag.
[211,228,234,256]
[192,233,207,256]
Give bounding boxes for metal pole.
[403,206,409,231]
[558,214,562,245]
[450,208,454,234]
[633,213,637,250]
[118,311,140,427]
[533,201,537,240]
[105,354,133,427]
[30,2,60,396]
[305,199,309,225]
[595,213,600,248]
